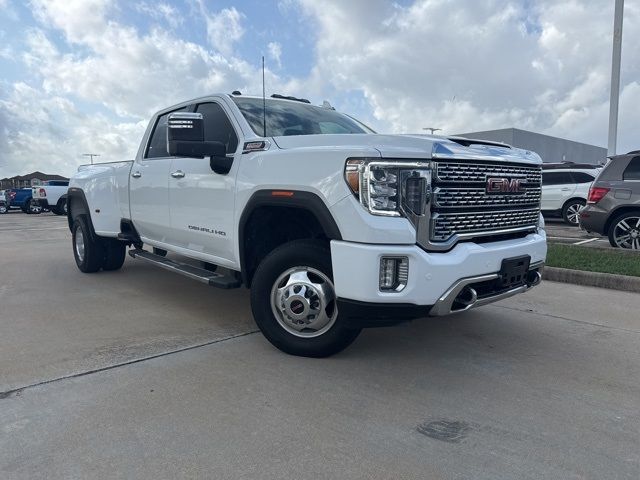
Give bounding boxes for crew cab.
[31,180,70,215]
[67,93,547,357]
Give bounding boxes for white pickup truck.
[31,181,69,215]
[68,93,547,357]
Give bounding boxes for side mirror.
[167,112,232,174]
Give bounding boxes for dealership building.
[457,128,607,165]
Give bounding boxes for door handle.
[131,171,142,178]
[561,188,570,191]
[171,170,185,178]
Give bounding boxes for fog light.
[379,256,409,291]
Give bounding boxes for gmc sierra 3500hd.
[68,93,547,357]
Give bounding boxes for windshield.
[232,97,374,137]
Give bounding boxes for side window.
[623,157,640,180]
[195,103,239,154]
[146,107,188,159]
[570,172,596,183]
[542,172,573,186]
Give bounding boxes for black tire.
[562,199,586,226]
[0,203,7,214]
[607,211,640,249]
[52,198,67,216]
[250,239,361,357]
[103,239,126,271]
[152,247,167,257]
[27,199,42,214]
[72,218,104,273]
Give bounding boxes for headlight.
[344,158,430,218]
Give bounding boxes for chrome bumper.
[429,261,544,316]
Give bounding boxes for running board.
[128,249,241,289]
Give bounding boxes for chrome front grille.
[433,186,541,208]
[431,208,540,241]
[424,160,542,249]
[434,162,542,184]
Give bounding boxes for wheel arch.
[66,188,98,241]
[604,206,640,235]
[239,190,342,288]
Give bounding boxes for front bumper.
[331,231,546,320]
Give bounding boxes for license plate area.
[497,255,530,289]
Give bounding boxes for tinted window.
[570,172,595,183]
[623,156,640,180]
[542,172,573,186]
[232,97,373,137]
[146,107,188,158]
[195,103,239,153]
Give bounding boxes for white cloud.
[1,0,639,179]
[267,41,282,68]
[295,0,640,153]
[135,2,183,29]
[198,3,245,56]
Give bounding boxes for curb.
[543,266,640,294]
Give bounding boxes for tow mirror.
[167,112,231,174]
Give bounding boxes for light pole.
[423,127,442,135]
[83,153,100,165]
[607,0,624,156]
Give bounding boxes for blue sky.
[0,0,638,177]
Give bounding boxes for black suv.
[580,151,640,249]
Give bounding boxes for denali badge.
[486,177,525,194]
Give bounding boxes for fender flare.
[238,190,342,286]
[66,188,99,241]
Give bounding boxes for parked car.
[31,180,69,215]
[541,163,601,225]
[3,188,42,214]
[67,93,546,357]
[580,151,640,249]
[0,190,10,214]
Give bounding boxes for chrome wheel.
[75,228,85,262]
[0,204,6,214]
[270,266,338,338]
[29,200,42,214]
[612,216,640,249]
[565,203,583,225]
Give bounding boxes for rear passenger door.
[541,172,575,211]
[168,100,241,266]
[130,107,187,243]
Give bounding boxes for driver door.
[168,101,240,265]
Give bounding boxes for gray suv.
[580,151,640,249]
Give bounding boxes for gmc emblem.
[486,177,526,194]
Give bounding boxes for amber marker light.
[271,190,295,197]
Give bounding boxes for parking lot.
[544,217,613,248]
[1,212,639,479]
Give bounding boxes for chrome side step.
[128,249,241,289]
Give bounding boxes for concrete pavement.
[1,212,639,479]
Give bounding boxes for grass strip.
[546,243,640,277]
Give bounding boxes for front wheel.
[250,239,361,357]
[0,203,7,214]
[608,212,640,249]
[562,199,585,225]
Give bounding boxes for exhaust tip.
[527,270,542,287]
[455,286,478,308]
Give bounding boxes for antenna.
[262,56,267,138]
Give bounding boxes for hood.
[272,133,542,165]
